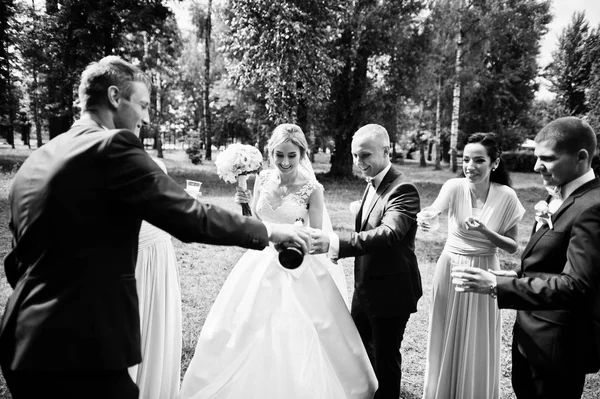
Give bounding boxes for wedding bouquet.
[215,143,263,216]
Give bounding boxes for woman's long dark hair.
[459,132,512,187]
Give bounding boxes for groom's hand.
[308,229,330,254]
[267,223,310,254]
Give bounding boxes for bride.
[179,124,377,399]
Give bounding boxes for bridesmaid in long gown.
[128,157,182,399]
[178,124,377,399]
[419,133,525,399]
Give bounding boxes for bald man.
[312,124,422,398]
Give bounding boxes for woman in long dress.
[179,124,377,399]
[128,158,182,399]
[419,133,525,399]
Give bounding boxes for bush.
[185,141,203,165]
[0,157,24,173]
[501,150,536,173]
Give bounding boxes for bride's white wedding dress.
[179,170,377,399]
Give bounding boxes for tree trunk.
[32,68,43,148]
[450,25,463,173]
[155,72,164,158]
[329,132,353,177]
[328,28,368,178]
[203,0,212,160]
[418,102,427,167]
[155,126,163,158]
[433,76,442,170]
[419,142,427,167]
[296,86,312,161]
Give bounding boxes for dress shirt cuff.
[328,232,340,261]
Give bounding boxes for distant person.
[0,55,308,399]
[418,133,525,399]
[179,123,377,399]
[127,155,182,399]
[453,117,600,399]
[312,124,422,399]
[17,112,31,148]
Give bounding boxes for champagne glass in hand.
[417,207,441,231]
[185,180,202,200]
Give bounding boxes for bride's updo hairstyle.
[266,123,310,163]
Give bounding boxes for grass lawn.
[0,148,598,399]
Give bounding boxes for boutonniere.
[534,200,553,229]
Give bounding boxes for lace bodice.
[255,170,323,225]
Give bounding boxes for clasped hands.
[266,225,331,255]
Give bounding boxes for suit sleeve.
[497,203,600,310]
[338,182,420,258]
[101,130,269,250]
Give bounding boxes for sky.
[167,0,600,99]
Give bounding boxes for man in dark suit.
[453,116,600,398]
[0,56,308,399]
[312,124,422,399]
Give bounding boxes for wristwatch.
[489,281,498,299]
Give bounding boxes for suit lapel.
[522,179,600,260]
[360,168,400,231]
[522,222,549,260]
[356,184,370,231]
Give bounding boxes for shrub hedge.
[501,151,536,173]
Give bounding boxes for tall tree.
[327,0,426,177]
[221,0,343,136]
[461,0,552,151]
[417,1,459,169]
[21,1,51,148]
[0,0,19,148]
[204,0,213,159]
[419,0,551,171]
[24,0,172,139]
[585,25,600,130]
[189,0,215,160]
[546,11,592,117]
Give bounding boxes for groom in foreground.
[0,56,309,399]
[453,117,600,398]
[312,124,422,399]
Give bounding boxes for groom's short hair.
[353,124,390,149]
[536,117,597,160]
[78,56,151,112]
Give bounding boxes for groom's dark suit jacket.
[0,121,269,371]
[338,167,422,317]
[497,178,600,374]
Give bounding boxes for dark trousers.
[511,338,586,399]
[2,365,139,399]
[351,295,411,399]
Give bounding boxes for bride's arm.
[234,174,262,219]
[308,186,324,229]
[250,176,261,219]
